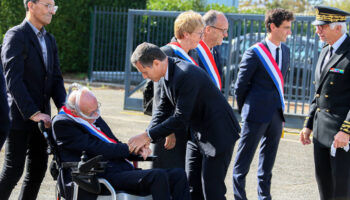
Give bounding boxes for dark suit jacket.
[1,20,66,130]
[52,114,134,199]
[235,40,290,123]
[195,45,223,82]
[148,57,241,157]
[305,34,350,147]
[0,54,10,148]
[53,114,134,174]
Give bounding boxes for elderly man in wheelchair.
[49,84,190,200]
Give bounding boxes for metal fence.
[89,8,350,128]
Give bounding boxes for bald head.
[78,89,98,118]
[65,85,100,122]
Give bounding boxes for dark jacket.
[304,34,350,147]
[52,114,134,173]
[234,40,290,123]
[0,47,10,148]
[148,57,241,157]
[1,20,66,130]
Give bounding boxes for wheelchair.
[38,121,153,200]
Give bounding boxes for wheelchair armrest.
[127,154,157,162]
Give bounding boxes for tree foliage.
[147,0,237,13]
[0,0,146,73]
[324,0,350,12]
[239,0,312,14]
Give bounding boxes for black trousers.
[151,135,187,169]
[0,127,48,200]
[186,140,234,200]
[106,168,190,200]
[313,139,350,200]
[233,110,283,200]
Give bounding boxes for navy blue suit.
[0,20,66,199]
[52,114,190,200]
[196,46,223,81]
[233,40,289,200]
[0,54,10,150]
[148,57,241,200]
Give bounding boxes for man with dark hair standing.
[300,6,350,200]
[129,42,241,200]
[0,0,66,199]
[232,8,294,200]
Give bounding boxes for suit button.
[325,95,329,98]
[316,94,320,98]
[326,109,330,112]
[317,108,320,112]
[330,82,334,85]
[313,81,316,85]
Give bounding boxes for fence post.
[88,6,97,81]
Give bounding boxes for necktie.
[320,46,333,73]
[328,46,333,59]
[275,47,280,67]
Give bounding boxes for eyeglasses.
[316,24,329,32]
[77,102,102,120]
[37,1,58,12]
[210,26,228,35]
[193,31,204,37]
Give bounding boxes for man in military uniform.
[300,5,350,200]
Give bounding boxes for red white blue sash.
[252,43,285,110]
[59,106,117,144]
[195,40,222,90]
[167,42,198,66]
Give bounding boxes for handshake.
[128,132,177,159]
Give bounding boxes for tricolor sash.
[167,42,198,66]
[59,106,117,144]
[195,40,222,90]
[252,42,285,110]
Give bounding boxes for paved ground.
[1,85,319,200]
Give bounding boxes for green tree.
[324,0,350,12]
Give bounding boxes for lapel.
[280,44,289,78]
[315,45,328,84]
[44,35,52,73]
[317,35,350,90]
[163,58,175,105]
[23,20,47,72]
[261,40,288,78]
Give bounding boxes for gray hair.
[24,0,38,11]
[130,42,166,68]
[203,10,224,27]
[65,83,100,120]
[329,22,347,34]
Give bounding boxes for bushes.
[0,0,146,73]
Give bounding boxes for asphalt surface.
[0,86,319,200]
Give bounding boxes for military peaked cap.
[313,5,350,26]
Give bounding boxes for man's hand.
[333,131,350,148]
[138,146,152,160]
[128,132,151,154]
[300,127,312,145]
[164,133,176,150]
[30,112,51,128]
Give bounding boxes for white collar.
[265,38,281,52]
[330,33,347,53]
